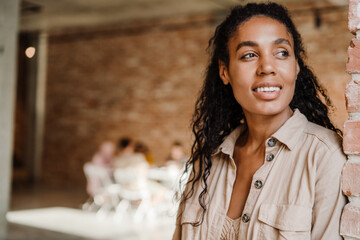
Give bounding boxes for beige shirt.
[173,109,347,240]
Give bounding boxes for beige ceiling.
[20,0,348,32]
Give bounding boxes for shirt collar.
[212,125,245,158]
[213,109,308,156]
[272,109,308,151]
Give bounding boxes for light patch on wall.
[25,46,36,58]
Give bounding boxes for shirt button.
[254,180,263,189]
[266,153,274,161]
[268,138,276,147]
[242,214,250,223]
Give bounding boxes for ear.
[218,60,230,85]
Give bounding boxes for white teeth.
[255,87,280,92]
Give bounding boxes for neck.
[241,107,293,151]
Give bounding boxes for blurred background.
[5,0,353,239]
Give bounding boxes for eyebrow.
[236,41,258,52]
[274,38,291,46]
[235,38,292,52]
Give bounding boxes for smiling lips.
[252,85,282,100]
[254,86,281,92]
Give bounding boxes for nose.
[256,55,276,76]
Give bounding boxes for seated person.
[92,141,116,168]
[134,141,155,166]
[114,137,169,213]
[114,137,149,191]
[85,141,116,197]
[166,141,188,170]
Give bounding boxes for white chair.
[113,167,152,223]
[82,162,120,217]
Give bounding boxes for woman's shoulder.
[303,121,342,153]
[301,122,346,175]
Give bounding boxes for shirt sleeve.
[173,217,182,240]
[311,146,347,240]
[173,194,187,240]
[172,162,197,240]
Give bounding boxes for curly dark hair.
[179,2,342,226]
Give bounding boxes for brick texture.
[343,120,360,154]
[346,80,360,112]
[347,39,360,73]
[342,162,360,197]
[349,0,360,34]
[341,1,360,239]
[341,204,360,238]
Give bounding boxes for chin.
[245,105,292,117]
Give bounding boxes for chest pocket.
[257,204,312,240]
[179,202,203,240]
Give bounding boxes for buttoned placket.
[238,137,281,240]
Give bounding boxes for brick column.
[340,1,360,239]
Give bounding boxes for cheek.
[277,63,298,101]
[228,65,253,88]
[285,77,297,104]
[279,63,298,84]
[230,77,251,100]
[231,86,251,107]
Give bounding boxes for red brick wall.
[42,10,351,187]
[340,1,360,238]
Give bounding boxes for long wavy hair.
[179,2,341,226]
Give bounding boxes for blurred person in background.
[114,137,149,170]
[114,137,169,216]
[92,141,116,168]
[166,141,188,170]
[85,141,116,197]
[114,137,149,192]
[83,141,117,212]
[135,141,155,166]
[163,141,188,191]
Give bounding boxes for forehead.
[229,15,293,46]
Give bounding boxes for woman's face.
[219,15,299,118]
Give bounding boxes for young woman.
[173,3,346,240]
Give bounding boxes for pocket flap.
[180,202,202,224]
[258,204,312,231]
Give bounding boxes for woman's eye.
[240,52,256,60]
[277,50,289,58]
